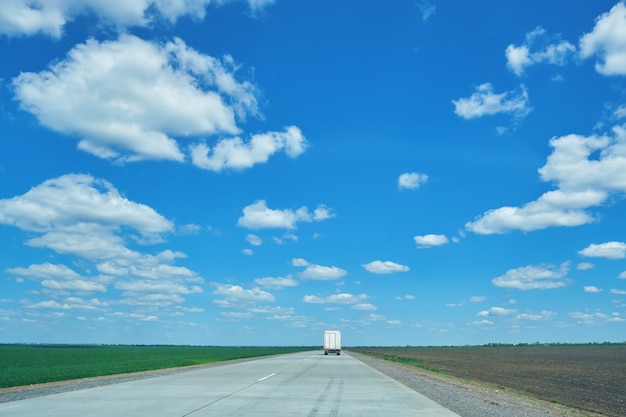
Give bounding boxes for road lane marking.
[257,373,276,382]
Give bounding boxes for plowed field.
[351,345,626,417]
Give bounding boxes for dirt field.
[351,345,626,417]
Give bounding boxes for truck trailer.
[323,330,341,355]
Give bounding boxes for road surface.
[0,351,459,416]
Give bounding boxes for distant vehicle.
[323,330,341,355]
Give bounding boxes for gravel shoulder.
[0,352,605,417]
[351,352,604,417]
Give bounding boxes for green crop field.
[0,345,314,389]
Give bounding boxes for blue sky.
[1,0,626,346]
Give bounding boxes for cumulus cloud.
[580,2,626,76]
[292,258,347,280]
[190,126,307,171]
[362,260,409,274]
[0,174,204,314]
[414,234,449,248]
[477,307,518,317]
[466,125,626,234]
[584,286,603,293]
[213,284,275,308]
[492,263,570,290]
[13,35,273,165]
[579,241,626,259]
[302,293,368,304]
[0,174,172,237]
[0,0,276,38]
[506,27,576,76]
[237,200,333,229]
[398,172,428,190]
[452,83,531,121]
[254,276,298,290]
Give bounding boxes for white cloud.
[472,320,494,326]
[13,35,261,164]
[579,241,626,259]
[0,0,275,38]
[469,296,486,302]
[303,293,368,304]
[25,297,109,311]
[362,260,409,274]
[254,276,298,290]
[452,83,531,121]
[584,286,603,293]
[0,174,172,237]
[190,126,307,171]
[0,174,205,316]
[398,172,428,190]
[416,1,436,22]
[396,294,416,300]
[352,303,377,311]
[514,310,556,321]
[492,263,570,290]
[237,200,333,230]
[506,27,576,76]
[619,271,626,279]
[477,307,518,317]
[466,125,626,234]
[577,262,595,270]
[611,289,626,295]
[414,234,448,248]
[293,259,347,280]
[213,284,275,307]
[580,2,626,75]
[246,234,263,246]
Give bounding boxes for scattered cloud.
[246,234,263,246]
[352,303,377,311]
[190,126,307,171]
[477,306,518,317]
[362,260,409,274]
[584,286,603,293]
[398,172,428,190]
[579,241,626,259]
[292,258,347,280]
[579,2,626,75]
[396,294,416,301]
[514,310,556,321]
[577,262,595,270]
[466,125,626,234]
[0,0,276,38]
[303,293,368,304]
[452,83,531,121]
[237,200,333,230]
[506,27,576,76]
[414,234,449,248]
[212,284,275,308]
[611,289,626,295]
[469,296,486,302]
[492,263,570,290]
[254,275,298,290]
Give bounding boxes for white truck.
[323,330,341,355]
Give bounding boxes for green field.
[0,345,314,389]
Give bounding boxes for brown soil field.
[351,345,626,417]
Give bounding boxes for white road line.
[257,373,276,382]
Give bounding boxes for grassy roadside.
[0,344,314,388]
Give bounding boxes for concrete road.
[0,351,459,416]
